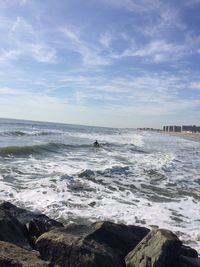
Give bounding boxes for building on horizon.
[181,125,200,133]
[163,125,200,133]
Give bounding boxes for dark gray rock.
[0,208,31,250]
[125,228,182,267]
[1,201,198,267]
[180,245,198,258]
[0,201,63,242]
[36,221,149,267]
[0,240,50,267]
[37,230,122,267]
[0,201,63,231]
[85,221,149,257]
[179,255,200,267]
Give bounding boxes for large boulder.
[0,201,63,244]
[179,255,200,267]
[180,245,198,258]
[0,208,31,250]
[125,229,182,267]
[38,232,122,267]
[36,221,149,267]
[0,240,50,267]
[85,221,149,257]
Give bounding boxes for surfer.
[93,140,100,147]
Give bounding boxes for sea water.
[0,118,199,250]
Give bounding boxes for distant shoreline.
[161,131,200,141]
[138,128,200,140]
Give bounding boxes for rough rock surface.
[180,245,198,258]
[0,201,199,267]
[125,228,182,267]
[0,201,63,233]
[0,240,50,267]
[84,221,149,256]
[36,221,149,267]
[0,201,63,243]
[179,255,200,267]
[38,232,121,267]
[0,208,31,250]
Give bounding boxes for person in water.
[93,140,100,147]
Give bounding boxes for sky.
[0,0,200,128]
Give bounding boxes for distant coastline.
[137,127,200,141]
[161,131,200,141]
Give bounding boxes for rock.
[125,228,182,267]
[180,245,198,258]
[78,169,95,178]
[0,208,31,250]
[36,221,149,267]
[0,240,50,267]
[1,201,198,267]
[0,201,63,231]
[0,201,63,241]
[85,221,149,257]
[37,232,121,267]
[179,255,200,267]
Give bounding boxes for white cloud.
[0,16,57,64]
[0,49,21,63]
[125,40,183,62]
[60,24,193,66]
[55,71,199,115]
[100,0,185,33]
[0,68,199,128]
[0,87,24,95]
[27,43,57,63]
[99,0,187,53]
[184,0,200,6]
[189,82,200,90]
[101,0,161,13]
[20,0,29,5]
[99,33,113,48]
[62,26,112,66]
[0,90,122,127]
[110,33,200,63]
[118,98,200,117]
[0,0,199,127]
[8,17,40,52]
[10,16,35,37]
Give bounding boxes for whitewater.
[0,118,199,251]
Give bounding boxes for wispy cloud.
[1,16,57,64]
[100,0,185,32]
[27,43,57,63]
[99,32,113,48]
[0,87,24,95]
[119,40,186,62]
[100,0,161,13]
[0,67,200,127]
[0,49,21,64]
[96,0,192,64]
[189,81,200,90]
[61,26,112,66]
[55,70,200,116]
[184,0,200,6]
[19,0,29,5]
[0,0,199,127]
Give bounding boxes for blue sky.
[0,0,200,128]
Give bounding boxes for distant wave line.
[0,131,62,137]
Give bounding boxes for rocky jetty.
[0,201,199,267]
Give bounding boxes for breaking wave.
[0,143,94,156]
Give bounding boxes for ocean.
[0,118,199,251]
